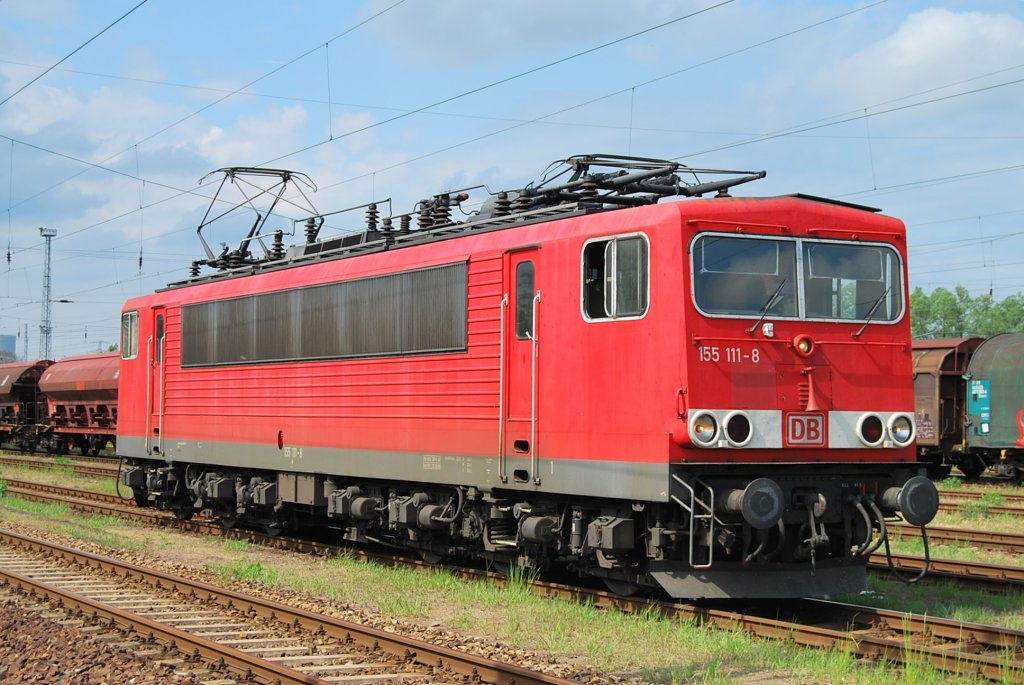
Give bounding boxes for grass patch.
[839,575,1024,631]
[66,515,145,550]
[0,463,120,497]
[0,493,144,550]
[958,492,1007,518]
[0,496,69,518]
[208,559,282,586]
[223,539,255,553]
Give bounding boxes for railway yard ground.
[1,458,1023,684]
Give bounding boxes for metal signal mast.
[38,226,57,360]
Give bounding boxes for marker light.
[792,334,814,357]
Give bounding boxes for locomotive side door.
[146,307,165,456]
[502,247,541,485]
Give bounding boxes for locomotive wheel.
[263,523,284,536]
[173,507,194,521]
[603,577,642,597]
[491,558,517,578]
[219,516,237,529]
[418,549,443,564]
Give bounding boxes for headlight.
[888,414,914,447]
[691,412,719,447]
[857,414,885,447]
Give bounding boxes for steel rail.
[0,454,118,479]
[891,521,1024,554]
[0,528,580,685]
[870,552,1024,587]
[0,564,326,684]
[938,487,1024,507]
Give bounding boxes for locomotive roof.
[167,154,772,290]
[160,154,897,294]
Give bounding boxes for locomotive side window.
[181,262,468,367]
[515,261,535,339]
[120,311,139,360]
[582,234,649,320]
[692,236,797,317]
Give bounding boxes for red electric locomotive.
[118,156,937,598]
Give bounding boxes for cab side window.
[515,261,535,339]
[121,311,139,359]
[583,234,649,320]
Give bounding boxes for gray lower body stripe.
[117,436,672,502]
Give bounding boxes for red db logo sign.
[786,412,826,447]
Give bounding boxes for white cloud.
[825,8,1024,107]
[197,104,309,167]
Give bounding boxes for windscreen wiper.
[747,279,787,334]
[853,287,890,337]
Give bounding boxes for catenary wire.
[0,0,150,108]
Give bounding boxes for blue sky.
[0,0,1021,358]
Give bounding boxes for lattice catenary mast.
[38,226,57,360]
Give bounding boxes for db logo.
[786,412,826,447]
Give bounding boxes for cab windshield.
[692,234,904,323]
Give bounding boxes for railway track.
[890,520,1024,555]
[2,480,1024,680]
[0,528,577,685]
[0,452,120,479]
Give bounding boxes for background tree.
[911,287,1024,339]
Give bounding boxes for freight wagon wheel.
[958,458,985,481]
[926,464,952,480]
